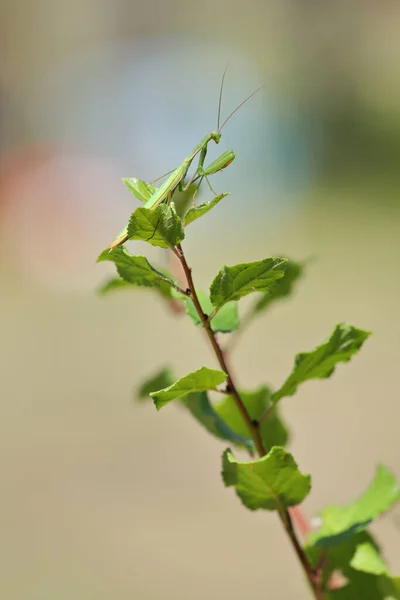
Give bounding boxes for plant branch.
[278,506,325,600]
[175,243,324,599]
[176,244,265,456]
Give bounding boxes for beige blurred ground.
[1,184,399,599]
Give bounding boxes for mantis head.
[211,131,222,144]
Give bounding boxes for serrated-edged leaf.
[323,557,400,600]
[151,366,227,410]
[214,386,289,453]
[182,392,254,452]
[185,290,239,333]
[122,177,157,202]
[326,574,400,600]
[137,368,176,401]
[350,543,389,576]
[128,203,184,248]
[273,324,371,402]
[307,531,381,581]
[253,259,304,314]
[136,370,253,450]
[210,258,287,309]
[307,532,399,598]
[97,247,175,295]
[183,193,228,226]
[222,446,311,511]
[98,277,131,295]
[310,465,400,547]
[98,275,172,299]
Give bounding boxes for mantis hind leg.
[203,173,217,195]
[191,149,235,198]
[192,167,218,196]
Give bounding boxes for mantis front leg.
[192,150,236,197]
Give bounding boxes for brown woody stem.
[175,243,325,600]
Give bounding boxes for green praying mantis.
[109,72,262,250]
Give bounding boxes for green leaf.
[182,392,254,452]
[183,193,229,226]
[136,369,253,450]
[137,368,176,401]
[97,247,175,295]
[273,324,371,402]
[136,369,253,449]
[326,573,400,600]
[210,258,287,309]
[252,259,304,313]
[98,275,174,299]
[214,386,289,453]
[350,543,389,576]
[382,577,400,599]
[185,290,239,333]
[323,545,400,600]
[310,465,400,547]
[211,301,240,333]
[151,366,227,410]
[307,531,375,572]
[307,532,399,599]
[98,277,131,295]
[307,531,381,583]
[128,202,184,248]
[122,177,157,202]
[222,446,311,511]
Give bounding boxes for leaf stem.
[224,304,255,352]
[172,283,191,297]
[258,400,277,425]
[206,306,218,323]
[175,242,325,600]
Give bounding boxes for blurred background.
[1,1,400,598]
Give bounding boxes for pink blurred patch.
[0,146,130,292]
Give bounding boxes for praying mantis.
[108,72,262,250]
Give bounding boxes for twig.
[176,244,265,455]
[175,242,325,600]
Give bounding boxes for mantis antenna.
[219,84,265,133]
[217,62,230,131]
